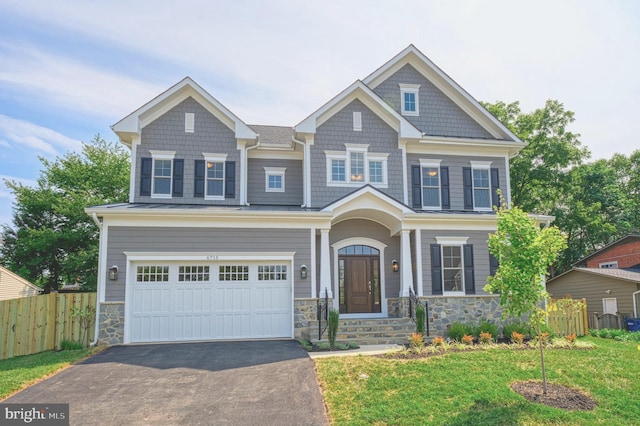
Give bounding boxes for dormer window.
[400,84,420,116]
[326,144,388,187]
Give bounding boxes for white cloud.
[0,115,83,155]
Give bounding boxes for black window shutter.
[431,244,442,295]
[411,165,422,208]
[140,157,152,196]
[440,166,450,210]
[464,244,475,294]
[225,161,236,199]
[172,159,184,197]
[489,253,499,276]
[463,167,473,210]
[491,168,500,209]
[194,160,205,198]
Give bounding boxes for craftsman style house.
[88,45,535,345]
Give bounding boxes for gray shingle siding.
[420,230,492,296]
[105,226,311,301]
[407,153,507,210]
[310,99,403,207]
[134,97,240,205]
[247,158,303,205]
[372,64,493,139]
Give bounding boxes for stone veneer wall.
[98,302,124,345]
[294,298,334,340]
[389,295,513,337]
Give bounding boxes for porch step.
[309,317,418,345]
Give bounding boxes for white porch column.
[400,229,414,297]
[414,229,423,296]
[320,229,333,298]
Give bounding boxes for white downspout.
[245,142,260,206]
[292,137,307,207]
[89,213,103,347]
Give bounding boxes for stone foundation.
[421,295,507,337]
[98,302,124,345]
[294,298,333,340]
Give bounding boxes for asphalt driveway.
[4,340,328,425]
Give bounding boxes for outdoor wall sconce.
[300,265,308,279]
[109,265,119,281]
[392,260,399,272]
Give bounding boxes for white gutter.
[633,289,640,318]
[90,213,102,346]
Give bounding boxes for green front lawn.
[0,349,94,400]
[315,337,640,425]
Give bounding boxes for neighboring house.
[87,45,550,345]
[0,266,42,301]
[547,235,640,318]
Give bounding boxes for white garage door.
[128,261,292,343]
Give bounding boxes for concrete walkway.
[307,344,403,359]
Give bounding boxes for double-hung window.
[470,161,492,210]
[326,144,388,187]
[420,159,441,209]
[203,153,226,200]
[149,150,175,198]
[399,84,420,116]
[432,236,473,296]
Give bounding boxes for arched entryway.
[337,245,382,314]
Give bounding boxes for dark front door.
[338,245,381,314]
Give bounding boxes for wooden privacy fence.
[0,292,96,360]
[547,298,588,336]
[588,312,633,330]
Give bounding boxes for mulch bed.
[511,381,597,411]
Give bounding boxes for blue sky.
[1,0,639,226]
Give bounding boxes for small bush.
[461,334,474,345]
[473,320,498,339]
[502,321,531,338]
[510,331,524,345]
[432,336,445,346]
[479,332,493,345]
[328,309,339,349]
[299,340,312,351]
[410,332,425,349]
[60,339,83,351]
[566,333,577,343]
[447,322,473,342]
[415,304,426,335]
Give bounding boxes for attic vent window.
[353,112,362,131]
[185,113,195,133]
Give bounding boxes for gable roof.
[572,234,640,267]
[0,266,42,297]
[363,44,523,143]
[548,267,640,285]
[249,124,294,148]
[295,80,422,139]
[112,77,257,145]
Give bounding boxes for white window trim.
[602,297,618,314]
[149,150,175,199]
[470,161,492,211]
[419,159,442,210]
[264,167,286,193]
[599,261,618,269]
[353,111,362,131]
[400,83,420,116]
[439,241,466,296]
[325,144,388,188]
[203,153,227,201]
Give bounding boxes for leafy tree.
[485,201,567,393]
[482,100,590,215]
[1,136,129,292]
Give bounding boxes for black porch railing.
[408,287,429,336]
[317,288,329,340]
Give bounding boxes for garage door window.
[178,265,210,282]
[219,265,249,281]
[258,265,287,280]
[136,265,169,282]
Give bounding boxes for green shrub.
[502,321,531,338]
[473,319,498,339]
[415,304,426,335]
[448,322,473,342]
[590,328,640,342]
[299,340,312,351]
[328,309,340,349]
[60,339,83,351]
